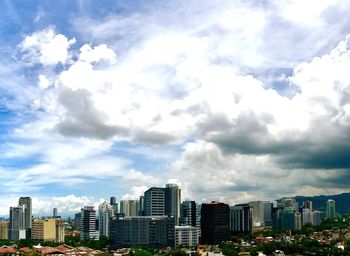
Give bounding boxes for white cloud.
[5,1,350,211]
[0,194,100,216]
[122,186,148,200]
[20,28,76,66]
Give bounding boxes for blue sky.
[1,0,350,215]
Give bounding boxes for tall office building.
[249,201,265,227]
[113,216,175,247]
[110,197,118,215]
[18,197,32,238]
[180,201,200,227]
[201,202,230,245]
[0,221,8,240]
[32,218,56,243]
[98,202,114,237]
[8,206,26,240]
[280,207,295,230]
[144,187,165,216]
[263,202,273,226]
[55,219,65,243]
[230,204,252,233]
[294,212,302,230]
[280,198,299,211]
[74,213,81,231]
[305,200,313,212]
[80,206,99,241]
[120,200,140,217]
[53,208,58,217]
[312,211,322,226]
[139,196,144,216]
[302,208,313,226]
[110,197,117,205]
[326,199,336,219]
[165,184,181,226]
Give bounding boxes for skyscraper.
[98,202,114,237]
[305,200,313,212]
[120,200,140,217]
[139,196,144,216]
[8,206,26,240]
[249,201,265,227]
[165,184,181,225]
[180,201,200,227]
[80,206,99,241]
[110,197,118,214]
[312,211,322,226]
[144,187,165,216]
[18,197,32,238]
[326,199,336,219]
[53,208,58,217]
[294,212,302,230]
[0,221,8,240]
[302,208,313,226]
[201,202,230,244]
[230,204,252,233]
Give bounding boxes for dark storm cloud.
[55,87,129,139]
[199,112,350,170]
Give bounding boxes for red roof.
[0,248,16,253]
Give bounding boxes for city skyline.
[1,1,350,215]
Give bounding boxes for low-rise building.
[175,226,200,247]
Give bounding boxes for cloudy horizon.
[1,0,350,215]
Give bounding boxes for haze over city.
[1,0,350,216]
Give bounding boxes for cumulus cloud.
[5,0,350,211]
[20,28,76,66]
[0,194,100,216]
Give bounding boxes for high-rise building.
[80,206,99,241]
[53,208,58,217]
[139,196,144,216]
[272,206,283,230]
[110,197,118,215]
[0,221,8,240]
[312,211,322,226]
[249,201,265,227]
[305,200,313,212]
[74,213,81,231]
[230,204,252,233]
[113,216,175,247]
[120,200,140,217]
[180,201,200,227]
[98,202,114,237]
[294,212,302,230]
[280,207,295,230]
[165,184,181,226]
[32,218,65,243]
[8,206,26,240]
[32,218,56,243]
[144,187,165,216]
[280,198,299,211]
[302,208,313,226]
[263,202,273,226]
[18,197,32,238]
[55,219,65,243]
[201,202,230,245]
[326,199,336,219]
[175,226,200,247]
[110,197,117,205]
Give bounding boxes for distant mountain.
[294,193,350,214]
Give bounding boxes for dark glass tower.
[201,202,230,244]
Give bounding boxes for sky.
[1,0,350,216]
